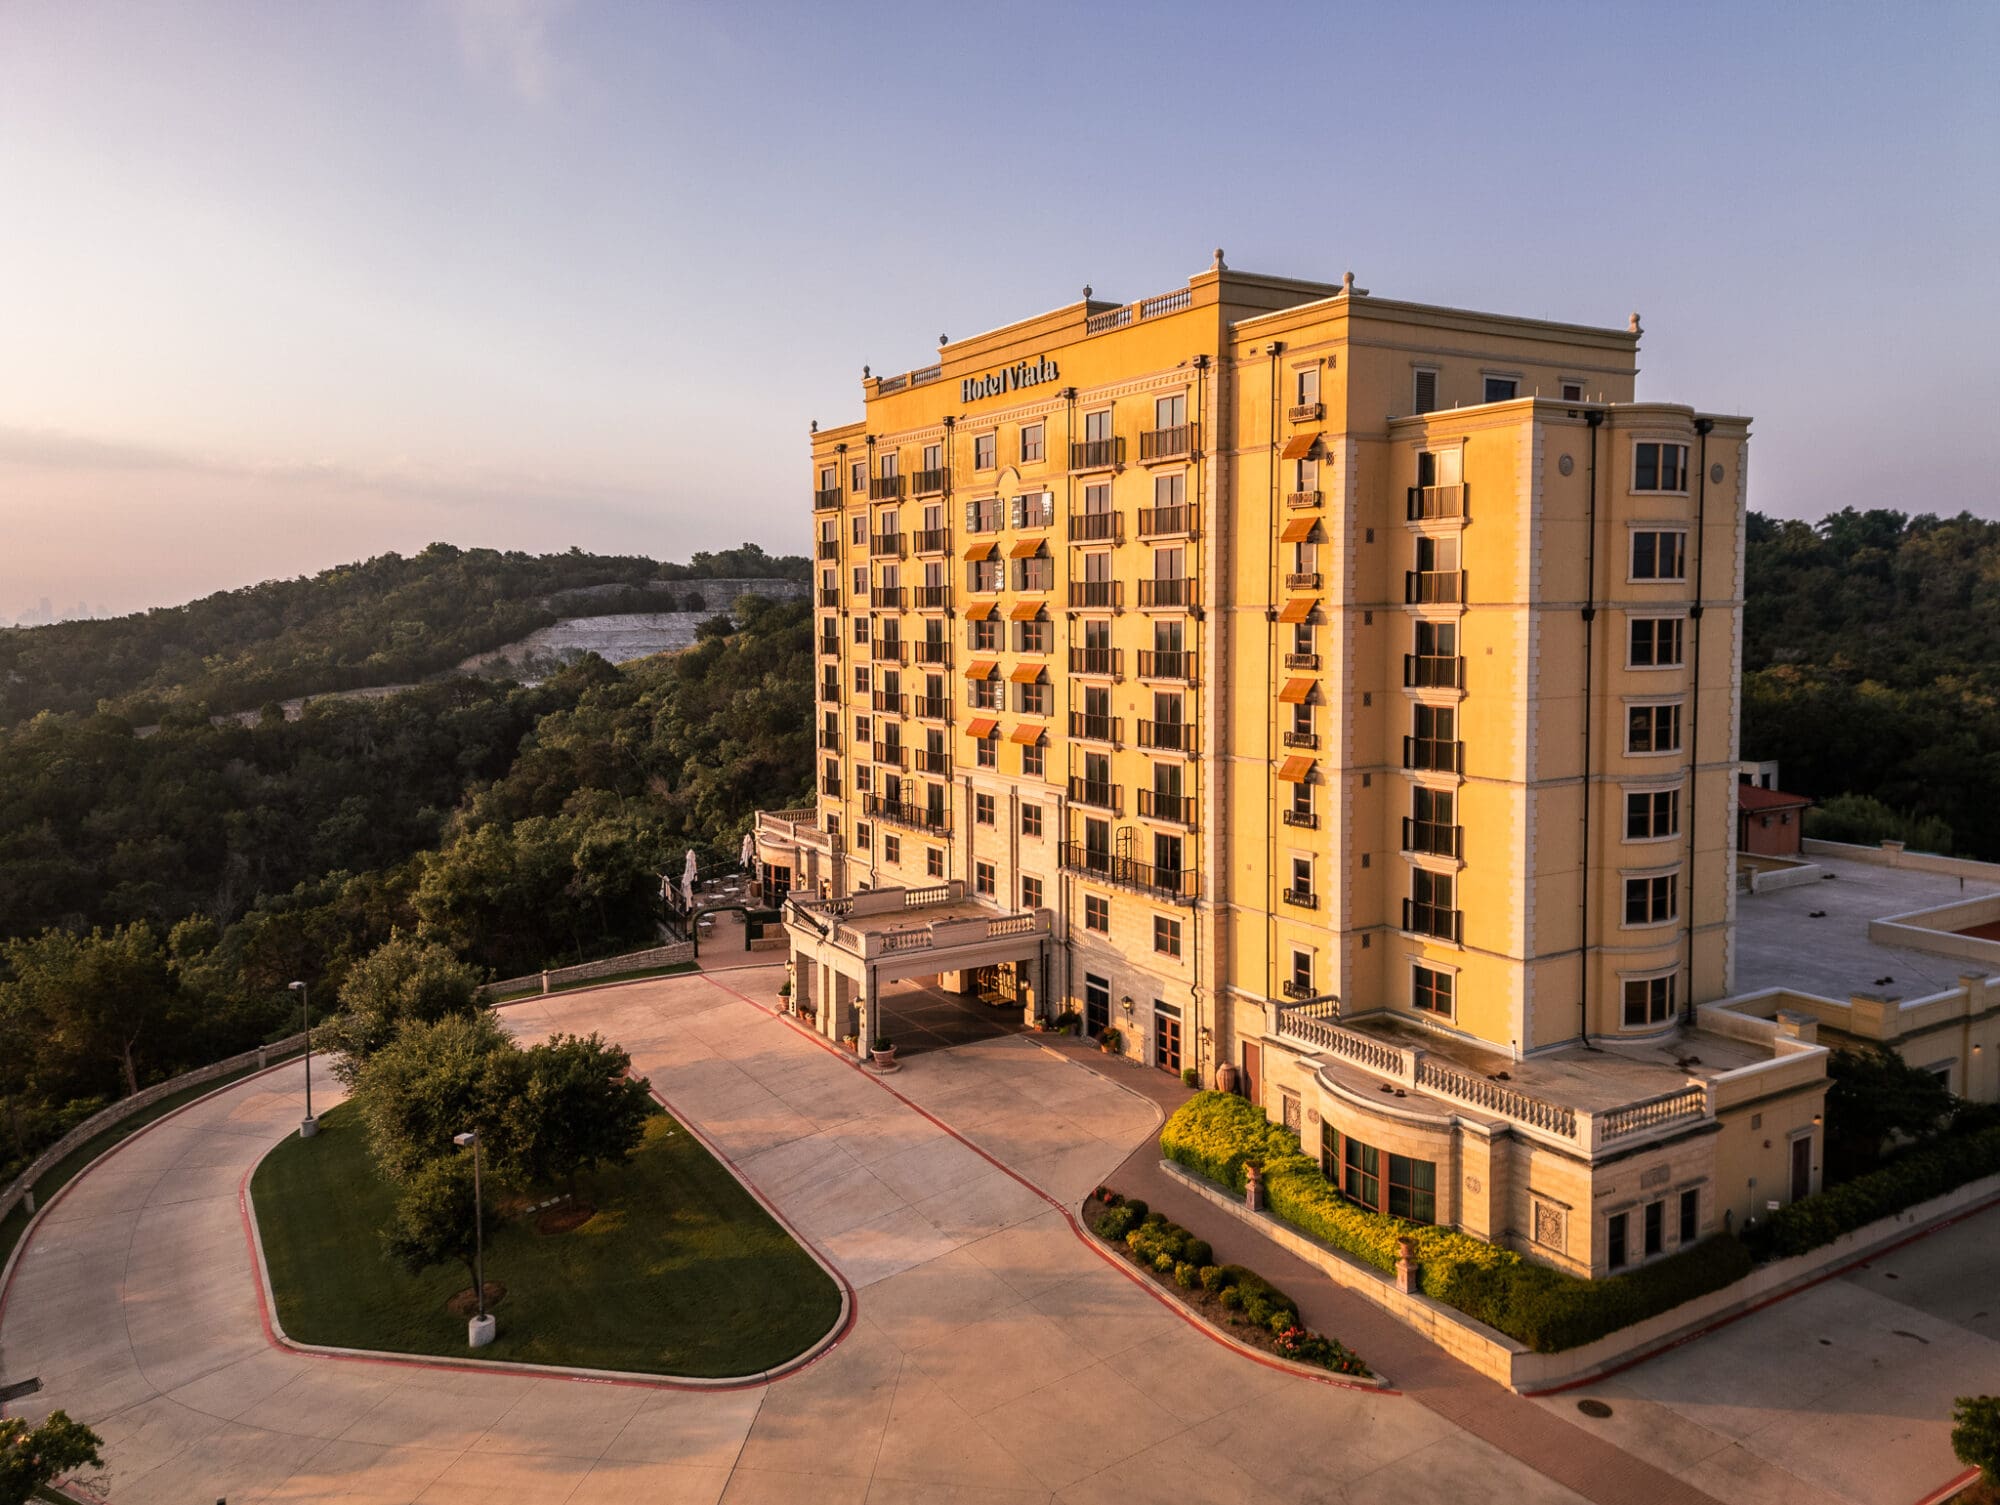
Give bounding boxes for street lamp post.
[452,1130,494,1349]
[286,981,316,1139]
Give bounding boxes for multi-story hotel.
[759,252,1831,1278]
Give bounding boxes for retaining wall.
[483,942,696,999]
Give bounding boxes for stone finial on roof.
[940,335,948,346]
[1629,311,1643,335]
[1083,284,1092,299]
[863,364,871,378]
[1212,247,1227,271]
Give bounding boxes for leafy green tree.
[0,1410,104,1505]
[1824,1046,1955,1181]
[1953,1396,2000,1484]
[319,933,485,1084]
[380,1152,495,1284]
[502,1033,653,1195]
[354,1011,521,1182]
[1804,793,1954,855]
[0,924,173,1097]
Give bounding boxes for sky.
[1,0,1995,620]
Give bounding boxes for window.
[1153,1002,1182,1073]
[1633,442,1689,493]
[1155,392,1186,430]
[1560,380,1584,403]
[1606,1212,1629,1270]
[1021,740,1044,777]
[1679,1187,1700,1244]
[927,847,944,878]
[977,733,998,769]
[1020,422,1044,463]
[1387,1154,1437,1223]
[965,496,1002,532]
[1413,964,1454,1017]
[1343,1137,1379,1208]
[853,613,870,644]
[1624,874,1678,926]
[1084,408,1112,445]
[1483,375,1518,403]
[1016,618,1051,653]
[1632,530,1687,581]
[1625,788,1680,840]
[975,792,995,825]
[1414,619,1457,658]
[883,833,900,863]
[854,665,871,694]
[1021,875,1043,909]
[1623,973,1676,1027]
[855,822,871,850]
[972,860,994,897]
[819,465,836,493]
[1021,803,1043,838]
[1289,780,1312,821]
[1084,894,1109,932]
[1289,856,1313,905]
[1152,470,1186,515]
[1627,702,1683,754]
[922,442,941,474]
[1290,949,1312,995]
[970,617,1001,652]
[878,450,898,480]
[1629,616,1685,668]
[1644,1199,1664,1257]
[973,432,996,470]
[1295,365,1320,407]
[1413,368,1438,414]
[1294,455,1318,493]
[1154,915,1182,957]
[1012,492,1054,528]
[853,565,868,596]
[851,460,866,492]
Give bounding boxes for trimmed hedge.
[1742,1124,2000,1261]
[1161,1092,1752,1353]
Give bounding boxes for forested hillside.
[0,540,805,723]
[1742,508,2000,859]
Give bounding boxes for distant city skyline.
[2,0,1995,619]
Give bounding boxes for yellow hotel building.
[759,253,1831,1278]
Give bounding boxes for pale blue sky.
[2,0,1994,616]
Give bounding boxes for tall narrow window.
[1413,368,1439,414]
[1633,442,1689,493]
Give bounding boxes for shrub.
[1953,1396,2000,1483]
[1090,1202,1139,1242]
[1153,1251,1175,1273]
[1099,1026,1124,1053]
[1743,1126,2000,1261]
[1173,1261,1197,1289]
[1122,1199,1148,1224]
[1198,1264,1231,1293]
[1183,1237,1212,1268]
[1181,1067,1199,1089]
[1219,1285,1244,1311]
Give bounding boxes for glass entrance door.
[1085,974,1110,1036]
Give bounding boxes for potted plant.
[870,1035,898,1070]
[1099,1026,1123,1056]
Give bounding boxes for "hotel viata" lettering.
[961,356,1060,404]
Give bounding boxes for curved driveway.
[0,964,1599,1504]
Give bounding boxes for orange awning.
[1007,538,1043,558]
[965,600,998,621]
[966,660,998,680]
[1280,431,1321,460]
[1277,597,1316,624]
[1277,755,1314,783]
[1009,601,1043,621]
[1279,517,1317,543]
[966,718,999,739]
[1278,678,1315,704]
[1009,663,1044,684]
[964,540,997,561]
[1010,723,1046,745]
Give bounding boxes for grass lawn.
[250,1102,840,1377]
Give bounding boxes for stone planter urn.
[1216,1062,1239,1094]
[1395,1236,1419,1294]
[870,1040,899,1072]
[1245,1163,1265,1212]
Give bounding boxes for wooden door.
[1241,1041,1263,1109]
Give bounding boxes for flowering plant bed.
[1085,1186,1370,1378]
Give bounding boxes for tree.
[319,933,485,1084]
[1824,1046,1955,1181]
[380,1152,494,1285]
[1953,1396,2000,1485]
[353,1011,521,1182]
[0,924,173,1098]
[501,1033,653,1195]
[0,1410,104,1505]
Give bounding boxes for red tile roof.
[1736,783,1812,812]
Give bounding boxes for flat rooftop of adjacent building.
[1734,852,2000,1000]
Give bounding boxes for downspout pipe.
[1265,343,1283,1013]
[1684,418,1714,1025]
[1579,410,1605,1046]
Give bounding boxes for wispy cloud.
[438,0,579,104]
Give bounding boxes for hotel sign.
[961,356,1060,404]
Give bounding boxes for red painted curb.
[1911,1466,1980,1505]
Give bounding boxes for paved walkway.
[0,966,1596,1504]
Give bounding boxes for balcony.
[1405,570,1465,605]
[1067,778,1122,814]
[1069,512,1122,543]
[813,486,843,511]
[1058,844,1198,902]
[1282,729,1319,751]
[1402,818,1465,859]
[1286,490,1322,509]
[1284,651,1319,670]
[1068,580,1123,609]
[1281,808,1319,829]
[872,741,907,769]
[1288,402,1324,423]
[1068,646,1122,676]
[816,539,839,561]
[911,696,951,721]
[871,587,907,610]
[818,681,839,704]
[1402,899,1464,942]
[1404,654,1465,690]
[913,584,950,610]
[1281,979,1318,1001]
[913,468,949,497]
[871,639,905,663]
[870,533,905,558]
[1404,736,1465,774]
[913,748,951,775]
[818,588,841,608]
[818,634,839,657]
[1138,719,1195,754]
[1137,649,1193,682]
[1407,484,1468,521]
[1138,789,1195,825]
[1069,437,1125,471]
[1067,712,1122,745]
[1284,571,1321,591]
[911,640,951,666]
[1283,887,1318,910]
[1138,423,1197,462]
[865,794,950,835]
[871,690,906,716]
[913,527,951,555]
[1137,505,1193,538]
[869,476,904,501]
[821,776,842,797]
[1138,577,1194,609]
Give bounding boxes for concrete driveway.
[1,965,1596,1504]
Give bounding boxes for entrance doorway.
[1085,974,1110,1036]
[1153,1002,1181,1073]
[1789,1134,1813,1202]
[1241,1040,1263,1109]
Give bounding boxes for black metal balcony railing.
[1282,729,1319,751]
[1404,654,1465,689]
[813,486,843,511]
[911,696,951,721]
[1137,505,1193,538]
[818,635,839,657]
[1287,401,1324,423]
[1059,843,1198,901]
[866,794,950,835]
[816,539,839,561]
[1138,423,1196,462]
[1407,484,1468,521]
[1068,646,1122,676]
[1286,489,1322,509]
[1403,899,1464,942]
[1067,778,1122,814]
[1284,651,1319,670]
[1138,719,1194,753]
[818,588,841,608]
[912,468,948,497]
[872,741,907,769]
[1138,577,1193,608]
[1281,808,1319,829]
[871,587,906,610]
[1405,570,1465,604]
[913,527,950,554]
[912,640,951,666]
[869,475,904,501]
[1068,580,1123,609]
[819,729,840,753]
[1284,571,1321,590]
[871,690,906,715]
[913,584,949,609]
[1283,887,1318,910]
[1137,649,1193,681]
[1068,512,1122,543]
[1402,818,1465,859]
[818,680,839,703]
[1138,789,1195,825]
[1282,979,1317,1000]
[1404,736,1466,774]
[1068,712,1122,744]
[1069,437,1125,470]
[871,639,905,663]
[821,776,842,796]
[913,748,950,775]
[870,533,905,558]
